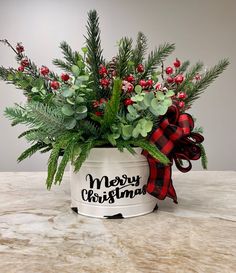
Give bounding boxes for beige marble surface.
[0,171,236,273]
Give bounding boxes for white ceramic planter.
[70,147,157,218]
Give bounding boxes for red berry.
[95,111,103,116]
[16,43,24,53]
[155,83,162,90]
[126,74,135,83]
[179,101,185,108]
[18,66,24,72]
[175,74,184,84]
[40,66,49,76]
[61,73,70,81]
[146,79,153,87]
[173,58,181,68]
[195,73,201,81]
[50,81,60,90]
[139,79,147,88]
[136,64,144,73]
[165,66,173,74]
[167,77,174,83]
[93,100,100,108]
[99,65,107,76]
[100,78,110,88]
[20,58,29,67]
[124,98,134,106]
[99,98,107,104]
[177,91,187,99]
[127,84,134,92]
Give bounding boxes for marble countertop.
[0,171,236,273]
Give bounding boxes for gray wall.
[0,0,235,171]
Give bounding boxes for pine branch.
[143,43,175,78]
[85,10,104,98]
[116,37,133,78]
[173,60,190,76]
[185,59,229,107]
[199,143,208,169]
[17,142,47,162]
[18,128,39,139]
[131,32,148,68]
[52,58,71,72]
[81,119,101,137]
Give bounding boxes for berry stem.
[0,39,19,55]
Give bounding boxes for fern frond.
[81,120,101,137]
[132,32,148,68]
[199,143,208,169]
[17,142,47,162]
[128,138,170,165]
[116,37,133,78]
[143,43,175,78]
[101,78,122,130]
[18,128,39,139]
[74,139,95,172]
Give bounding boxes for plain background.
[0,0,235,171]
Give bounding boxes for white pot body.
[70,147,157,218]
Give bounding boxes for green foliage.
[143,43,175,78]
[185,59,229,107]
[173,60,190,75]
[85,10,104,98]
[131,32,148,68]
[116,37,133,78]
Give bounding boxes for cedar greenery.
[0,10,229,189]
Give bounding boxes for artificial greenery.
[0,10,229,188]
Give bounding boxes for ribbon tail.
[145,155,177,204]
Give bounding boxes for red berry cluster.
[99,65,110,89]
[16,43,24,54]
[165,59,185,85]
[93,98,108,116]
[177,91,187,108]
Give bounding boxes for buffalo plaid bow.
[142,105,204,203]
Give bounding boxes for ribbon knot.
[142,105,204,203]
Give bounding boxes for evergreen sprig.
[185,59,229,107]
[132,32,148,68]
[85,10,104,98]
[17,142,48,162]
[116,37,133,78]
[143,43,175,78]
[199,143,208,169]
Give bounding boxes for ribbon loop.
[142,105,204,203]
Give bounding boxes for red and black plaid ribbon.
[142,105,204,203]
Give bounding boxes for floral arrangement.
[0,10,229,203]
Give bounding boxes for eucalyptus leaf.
[65,118,77,129]
[76,96,85,104]
[76,105,87,114]
[77,75,89,82]
[144,92,154,106]
[127,105,138,116]
[31,87,39,93]
[121,124,133,138]
[156,92,165,100]
[66,98,75,105]
[155,104,168,115]
[163,98,172,107]
[71,65,80,77]
[135,85,142,94]
[61,105,75,116]
[62,88,75,98]
[165,90,175,97]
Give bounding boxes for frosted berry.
[20,58,29,67]
[126,74,135,83]
[179,101,185,108]
[173,58,181,68]
[16,43,24,53]
[136,64,144,73]
[127,84,134,92]
[61,73,70,81]
[165,66,173,74]
[40,66,49,76]
[175,74,184,84]
[50,81,60,90]
[139,79,147,88]
[177,91,187,99]
[18,66,24,72]
[124,98,134,106]
[100,98,107,104]
[93,100,100,108]
[155,83,162,90]
[99,65,107,76]
[95,111,103,116]
[167,76,174,83]
[195,73,201,81]
[100,78,110,88]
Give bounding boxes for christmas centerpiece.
[0,10,229,218]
